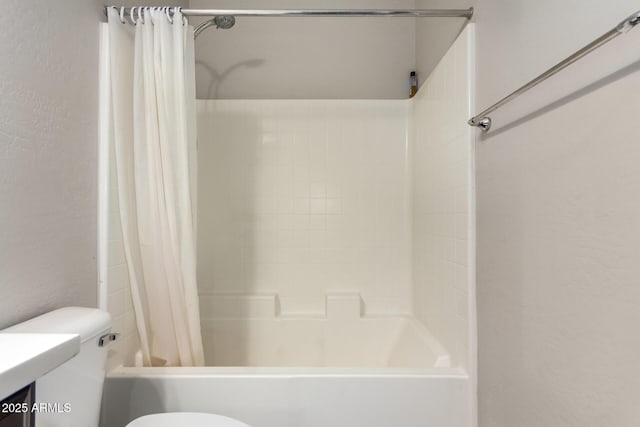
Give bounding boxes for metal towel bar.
[468,10,640,132]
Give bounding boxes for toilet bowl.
[127,412,252,427]
[4,307,252,427]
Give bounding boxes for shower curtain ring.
[119,6,126,24]
[178,7,188,25]
[173,7,181,24]
[137,6,144,24]
[130,7,137,25]
[165,7,173,24]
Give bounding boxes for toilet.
[127,412,250,426]
[4,307,251,427]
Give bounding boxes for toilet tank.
[4,307,112,427]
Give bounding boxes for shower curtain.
[106,8,204,366]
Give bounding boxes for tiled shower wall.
[197,100,412,316]
[411,27,474,369]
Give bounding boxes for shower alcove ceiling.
[101,1,474,375]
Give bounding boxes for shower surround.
[101,25,475,427]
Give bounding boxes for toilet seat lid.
[126,412,251,427]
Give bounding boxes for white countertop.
[0,333,80,400]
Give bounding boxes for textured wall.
[0,0,186,330]
[190,0,416,99]
[0,0,104,329]
[470,1,640,426]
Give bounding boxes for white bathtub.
[100,314,470,427]
[101,367,469,427]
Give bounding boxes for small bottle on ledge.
[409,71,418,98]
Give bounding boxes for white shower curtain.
[106,7,204,367]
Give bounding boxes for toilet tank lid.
[3,307,111,343]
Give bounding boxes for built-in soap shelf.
[0,333,80,400]
[199,292,366,320]
[198,292,452,368]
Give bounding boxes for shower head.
[194,15,236,38]
[213,15,236,29]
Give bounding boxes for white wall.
[197,100,412,316]
[190,0,416,99]
[411,26,474,372]
[413,0,640,425]
[0,0,176,329]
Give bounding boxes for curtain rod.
[106,7,474,19]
